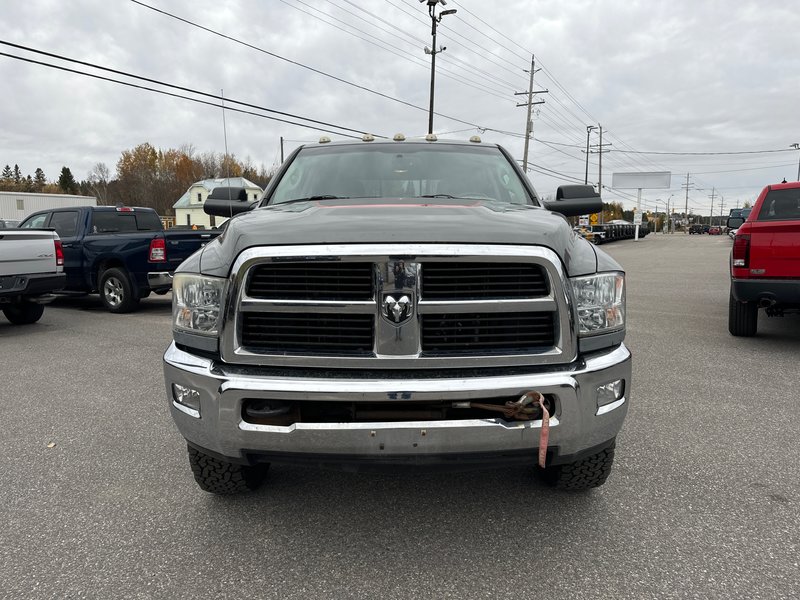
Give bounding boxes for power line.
[129,0,500,132]
[281,0,516,102]
[612,148,796,156]
[328,0,523,93]
[386,0,531,84]
[0,51,365,139]
[0,39,377,138]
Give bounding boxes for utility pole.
[682,173,693,233]
[280,136,284,163]
[591,125,612,189]
[423,1,457,134]
[515,55,547,173]
[708,187,716,226]
[719,195,725,228]
[584,125,597,184]
[791,143,800,181]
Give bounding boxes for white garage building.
[0,191,97,221]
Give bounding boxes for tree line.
[0,143,275,216]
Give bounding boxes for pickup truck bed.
[0,229,65,324]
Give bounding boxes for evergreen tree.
[1,165,12,181]
[13,164,21,184]
[33,168,47,191]
[23,174,34,192]
[58,166,77,193]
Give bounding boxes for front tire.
[728,288,757,337]
[536,441,616,490]
[2,302,45,325]
[99,268,140,313]
[187,446,269,494]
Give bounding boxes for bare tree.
[88,162,110,205]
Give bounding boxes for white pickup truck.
[0,229,66,324]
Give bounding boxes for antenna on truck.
[221,88,233,220]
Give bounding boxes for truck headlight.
[173,273,226,336]
[570,272,625,336]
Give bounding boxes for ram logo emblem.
[383,294,412,324]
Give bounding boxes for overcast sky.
[2,0,798,215]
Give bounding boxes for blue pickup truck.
[18,206,219,312]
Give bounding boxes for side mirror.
[204,187,258,217]
[727,217,744,229]
[545,185,602,217]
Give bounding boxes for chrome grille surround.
[221,244,576,369]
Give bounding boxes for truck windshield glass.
[268,144,534,206]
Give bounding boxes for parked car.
[18,206,220,312]
[0,218,20,228]
[165,137,631,494]
[729,181,800,336]
[689,224,705,234]
[0,229,65,324]
[708,226,721,235]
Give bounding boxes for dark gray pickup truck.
[163,138,631,494]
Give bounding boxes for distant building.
[0,191,97,220]
[173,177,262,229]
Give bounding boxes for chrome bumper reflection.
[147,271,173,289]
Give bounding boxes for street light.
[584,125,597,184]
[420,0,457,134]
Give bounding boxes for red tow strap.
[520,392,550,468]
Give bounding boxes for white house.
[0,191,97,220]
[173,177,262,229]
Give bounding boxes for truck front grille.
[421,263,549,299]
[421,312,555,353]
[241,313,373,354]
[227,245,573,368]
[247,262,373,300]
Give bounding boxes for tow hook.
[462,391,550,467]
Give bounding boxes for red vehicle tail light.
[732,234,750,268]
[54,239,64,267]
[149,238,167,262]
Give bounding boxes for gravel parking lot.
[1,234,798,599]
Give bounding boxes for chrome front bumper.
[163,342,631,466]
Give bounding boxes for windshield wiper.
[417,194,460,199]
[283,195,348,203]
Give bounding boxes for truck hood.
[196,198,605,277]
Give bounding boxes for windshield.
[267,143,535,206]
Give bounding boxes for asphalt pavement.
[1,234,798,599]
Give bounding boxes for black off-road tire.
[99,267,140,313]
[187,445,269,494]
[728,288,758,337]
[2,302,45,325]
[537,441,616,490]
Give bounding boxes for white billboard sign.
[611,172,671,189]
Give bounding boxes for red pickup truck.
[729,181,800,336]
